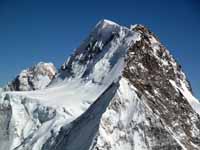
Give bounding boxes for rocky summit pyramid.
[0,19,200,150]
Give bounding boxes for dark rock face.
[123,25,200,149]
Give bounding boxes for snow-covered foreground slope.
[0,19,200,150]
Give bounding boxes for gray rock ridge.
[5,62,57,91]
[122,25,200,149]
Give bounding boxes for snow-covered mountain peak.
[92,19,121,43]
[5,62,57,91]
[47,20,200,150]
[1,20,200,150]
[99,19,118,25]
[56,20,142,85]
[96,19,119,28]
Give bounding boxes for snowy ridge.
[0,20,200,150]
[53,19,140,84]
[170,80,200,115]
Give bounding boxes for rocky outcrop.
[6,62,57,91]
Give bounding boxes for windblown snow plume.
[0,19,200,150]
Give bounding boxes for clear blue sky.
[0,0,199,98]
